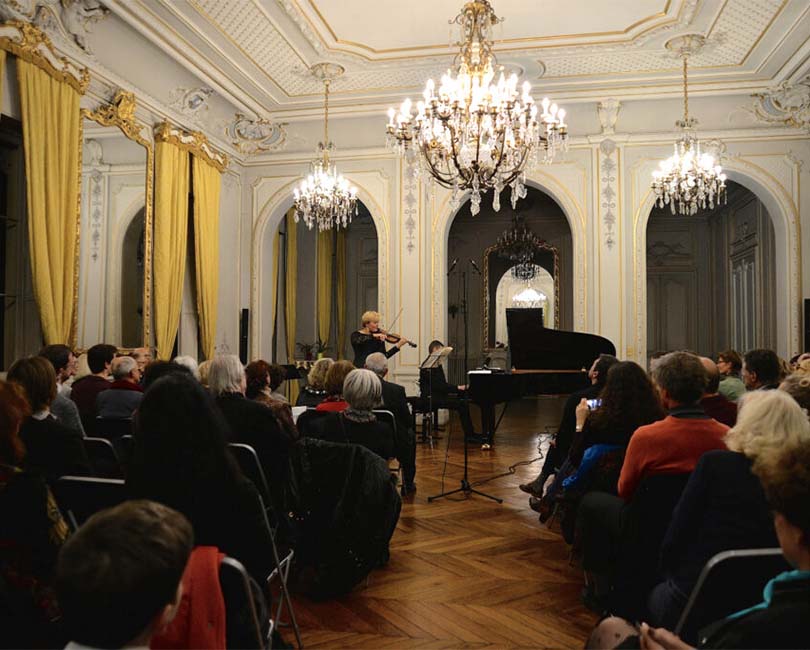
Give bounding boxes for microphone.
[469,258,482,275]
[447,258,459,275]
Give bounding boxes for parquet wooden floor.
[291,398,597,649]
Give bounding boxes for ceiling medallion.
[293,63,357,231]
[651,35,727,216]
[385,1,568,216]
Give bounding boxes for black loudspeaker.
[239,308,249,364]
[804,300,810,353]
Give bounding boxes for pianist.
[419,340,481,444]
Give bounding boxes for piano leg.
[480,402,496,447]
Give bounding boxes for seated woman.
[309,369,395,461]
[647,389,808,630]
[0,380,70,648]
[315,360,354,413]
[127,373,277,583]
[7,357,91,482]
[717,349,746,402]
[245,359,297,438]
[296,358,332,407]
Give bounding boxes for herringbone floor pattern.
[291,398,597,649]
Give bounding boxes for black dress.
[351,331,400,368]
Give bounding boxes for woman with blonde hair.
[645,389,810,631]
[350,310,409,368]
[296,357,333,407]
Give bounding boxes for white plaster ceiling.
[106,0,810,121]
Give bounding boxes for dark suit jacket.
[308,412,395,460]
[70,375,111,430]
[419,365,456,399]
[19,416,92,482]
[556,383,602,459]
[379,378,411,438]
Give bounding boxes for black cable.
[469,431,555,488]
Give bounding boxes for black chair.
[228,443,273,511]
[372,409,402,486]
[94,417,133,440]
[118,434,134,469]
[220,556,267,649]
[83,437,124,479]
[674,547,788,644]
[51,475,127,530]
[297,408,330,436]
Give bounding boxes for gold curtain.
[336,230,347,360]
[192,155,221,360]
[17,59,81,345]
[0,50,5,109]
[153,139,189,360]
[284,209,299,403]
[316,230,333,350]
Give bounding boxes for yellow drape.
[192,155,221,360]
[316,230,333,349]
[336,230,347,360]
[17,59,81,345]
[153,139,189,360]
[284,209,299,403]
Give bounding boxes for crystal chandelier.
[513,286,546,304]
[651,35,727,216]
[385,1,568,216]
[497,214,544,265]
[294,63,357,231]
[511,262,537,281]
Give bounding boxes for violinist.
[351,311,411,368]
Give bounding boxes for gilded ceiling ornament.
[85,89,145,142]
[225,113,288,154]
[155,121,229,172]
[748,78,810,133]
[169,86,214,121]
[0,1,109,54]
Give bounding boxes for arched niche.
[251,180,389,361]
[632,160,801,360]
[494,265,555,344]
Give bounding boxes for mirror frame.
[481,239,561,349]
[79,90,154,349]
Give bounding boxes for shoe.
[530,495,555,523]
[401,483,417,496]
[481,443,492,450]
[519,481,544,496]
[529,496,544,513]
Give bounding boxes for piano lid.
[506,308,616,371]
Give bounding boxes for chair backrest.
[52,475,127,530]
[297,408,330,436]
[674,547,788,644]
[220,556,265,649]
[372,409,397,437]
[228,443,272,506]
[94,417,133,440]
[118,434,134,467]
[83,437,123,479]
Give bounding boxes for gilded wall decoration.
[599,139,618,249]
[225,114,287,155]
[748,77,810,132]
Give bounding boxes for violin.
[378,328,417,348]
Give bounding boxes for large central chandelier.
[294,63,358,231]
[651,35,727,216]
[386,1,568,216]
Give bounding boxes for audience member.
[780,370,810,413]
[128,374,277,582]
[70,343,117,430]
[648,390,806,628]
[716,349,746,402]
[297,357,332,407]
[316,360,354,412]
[172,355,200,380]
[209,355,298,513]
[698,357,737,427]
[245,359,297,438]
[0,380,70,648]
[365,352,417,494]
[141,360,192,390]
[741,348,781,391]
[7,357,91,482]
[55,500,192,650]
[309,369,395,461]
[38,345,85,437]
[520,353,619,496]
[267,363,288,402]
[198,359,212,388]
[131,347,154,374]
[96,356,144,419]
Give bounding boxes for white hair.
[111,356,137,381]
[364,352,388,378]
[208,355,245,396]
[343,368,381,411]
[173,355,200,380]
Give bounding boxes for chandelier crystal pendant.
[385,1,568,216]
[294,63,358,231]
[651,35,727,216]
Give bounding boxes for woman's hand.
[575,398,590,428]
[639,623,694,650]
[396,336,409,348]
[373,333,387,341]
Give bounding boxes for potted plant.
[296,341,315,361]
[314,339,330,359]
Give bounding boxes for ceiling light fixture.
[386,1,568,216]
[294,63,357,231]
[651,35,727,216]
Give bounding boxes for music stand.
[426,348,502,505]
[417,347,451,442]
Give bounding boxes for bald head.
[700,356,721,395]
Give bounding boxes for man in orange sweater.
[618,352,729,500]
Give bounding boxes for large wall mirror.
[78,90,153,349]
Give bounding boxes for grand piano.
[467,308,616,443]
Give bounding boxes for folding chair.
[94,417,133,440]
[372,409,403,488]
[674,547,788,645]
[296,408,330,436]
[51,475,127,530]
[228,443,274,514]
[220,556,266,649]
[83,437,124,479]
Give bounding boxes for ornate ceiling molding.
[224,113,288,155]
[748,77,810,132]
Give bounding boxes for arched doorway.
[645,180,776,360]
[445,187,573,383]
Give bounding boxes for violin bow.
[385,307,404,333]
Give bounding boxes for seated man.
[70,343,117,431]
[96,356,144,420]
[742,348,782,391]
[419,339,478,443]
[698,357,737,427]
[365,352,417,495]
[55,500,193,650]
